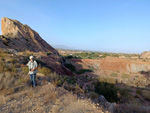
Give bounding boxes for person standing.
[21,56,38,87]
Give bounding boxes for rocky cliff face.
[1,17,58,54]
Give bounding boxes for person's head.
[29,56,34,62]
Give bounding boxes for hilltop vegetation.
[59,49,139,60]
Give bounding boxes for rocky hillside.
[0,48,107,113]
[0,83,104,113]
[1,17,58,54]
[0,17,74,76]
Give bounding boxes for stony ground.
[0,83,106,113]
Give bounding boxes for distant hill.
[52,44,75,50]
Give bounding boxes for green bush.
[65,55,74,59]
[47,52,52,56]
[64,63,76,72]
[95,80,129,103]
[76,69,93,74]
[74,52,99,59]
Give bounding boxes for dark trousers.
[30,73,36,87]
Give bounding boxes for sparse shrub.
[111,54,119,58]
[38,67,51,76]
[95,79,129,103]
[65,55,74,59]
[26,53,33,56]
[64,76,77,85]
[0,62,14,72]
[100,53,110,58]
[12,64,17,73]
[98,76,116,84]
[48,73,77,87]
[13,63,20,68]
[22,67,29,75]
[89,92,98,99]
[136,88,142,95]
[0,72,16,90]
[111,73,118,77]
[73,52,100,59]
[73,83,84,95]
[142,90,150,100]
[0,52,8,58]
[3,42,8,46]
[121,73,129,79]
[0,62,4,72]
[10,58,17,64]
[76,69,93,74]
[64,63,76,72]
[47,52,52,56]
[1,57,5,61]
[16,79,23,86]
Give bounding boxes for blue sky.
[0,0,150,53]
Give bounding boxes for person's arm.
[31,67,38,72]
[21,61,29,67]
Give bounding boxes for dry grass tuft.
[142,90,150,100]
[38,67,51,76]
[121,73,129,79]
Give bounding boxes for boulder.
[98,95,108,103]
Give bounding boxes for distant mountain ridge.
[52,44,75,50]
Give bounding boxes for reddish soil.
[70,56,150,73]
